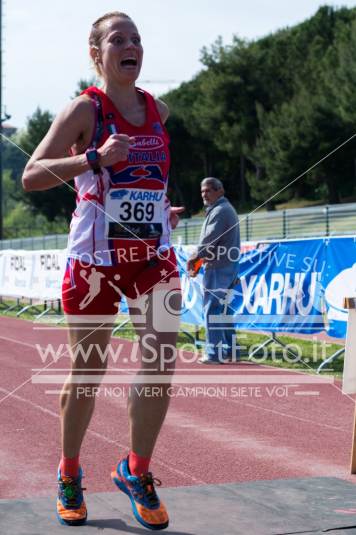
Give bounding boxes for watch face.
[87,150,98,162]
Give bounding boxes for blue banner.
[174,237,356,339]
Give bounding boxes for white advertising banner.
[1,250,35,298]
[31,250,67,300]
[0,249,67,300]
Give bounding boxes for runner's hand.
[169,206,185,229]
[98,134,136,166]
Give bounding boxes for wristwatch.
[85,148,101,174]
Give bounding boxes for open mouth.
[121,58,137,67]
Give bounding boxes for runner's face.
[98,18,143,84]
[201,185,223,206]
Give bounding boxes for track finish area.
[1,316,356,534]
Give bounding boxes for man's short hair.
[201,177,224,192]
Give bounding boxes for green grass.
[275,198,327,210]
[0,298,344,376]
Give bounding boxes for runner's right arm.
[22,96,133,192]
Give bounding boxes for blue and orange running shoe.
[111,458,169,531]
[56,467,87,526]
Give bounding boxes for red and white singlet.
[66,86,172,266]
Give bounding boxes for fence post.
[246,215,250,241]
[325,205,330,236]
[283,210,287,239]
[184,221,188,245]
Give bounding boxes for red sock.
[60,454,80,478]
[128,451,151,477]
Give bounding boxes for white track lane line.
[0,335,40,349]
[224,396,348,431]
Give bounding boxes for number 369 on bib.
[104,188,165,239]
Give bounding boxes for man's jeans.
[203,265,239,361]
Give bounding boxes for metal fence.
[0,234,68,250]
[1,202,356,250]
[171,203,356,244]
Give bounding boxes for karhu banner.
[175,237,356,340]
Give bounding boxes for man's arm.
[187,209,225,275]
[196,210,225,259]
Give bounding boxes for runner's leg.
[127,288,181,458]
[60,322,113,458]
[57,321,114,526]
[111,256,180,530]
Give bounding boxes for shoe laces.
[136,472,162,506]
[59,476,86,506]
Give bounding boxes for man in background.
[187,177,240,364]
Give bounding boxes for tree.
[249,6,356,205]
[250,92,356,205]
[163,5,356,211]
[2,131,27,184]
[19,107,75,222]
[72,77,96,98]
[163,76,224,214]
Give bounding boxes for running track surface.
[0,316,355,500]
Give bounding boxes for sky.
[6,0,356,128]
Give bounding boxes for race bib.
[105,188,164,240]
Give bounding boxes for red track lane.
[0,316,355,499]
